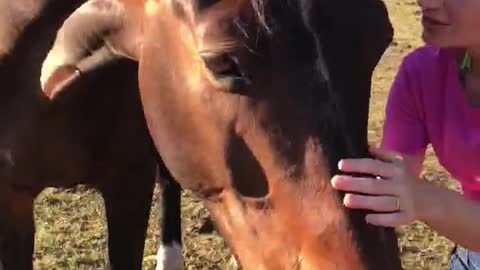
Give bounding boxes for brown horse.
[42,0,403,269]
[0,1,182,269]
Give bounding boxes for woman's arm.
[402,149,480,252]
[421,181,480,252]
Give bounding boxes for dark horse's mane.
[249,0,355,164]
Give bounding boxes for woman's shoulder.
[399,45,458,74]
[386,45,458,115]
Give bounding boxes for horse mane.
[248,0,353,179]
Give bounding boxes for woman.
[331,0,480,269]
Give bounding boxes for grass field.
[32,0,461,269]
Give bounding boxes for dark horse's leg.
[0,189,36,270]
[155,159,183,270]
[97,167,156,270]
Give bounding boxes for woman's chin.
[421,31,459,48]
[422,33,445,48]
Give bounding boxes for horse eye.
[202,53,249,92]
[203,53,243,79]
[198,0,221,10]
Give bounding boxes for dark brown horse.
[43,0,402,269]
[0,1,182,269]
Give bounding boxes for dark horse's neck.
[321,104,402,270]
[283,1,402,269]
[320,24,403,270]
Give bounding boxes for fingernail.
[338,160,343,170]
[330,176,339,186]
[343,193,351,206]
[365,215,372,224]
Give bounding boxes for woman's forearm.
[420,183,480,251]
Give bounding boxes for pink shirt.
[382,46,480,201]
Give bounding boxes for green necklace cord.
[461,50,472,75]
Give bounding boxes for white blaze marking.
[155,242,183,270]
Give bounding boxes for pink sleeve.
[381,56,429,155]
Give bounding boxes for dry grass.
[32,0,460,269]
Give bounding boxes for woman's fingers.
[343,193,401,212]
[331,176,398,196]
[330,145,420,228]
[338,146,407,178]
[338,158,397,178]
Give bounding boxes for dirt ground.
[32,0,460,269]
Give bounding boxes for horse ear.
[42,64,81,99]
[40,0,143,91]
[42,46,118,99]
[194,0,256,53]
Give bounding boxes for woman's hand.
[331,145,432,227]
